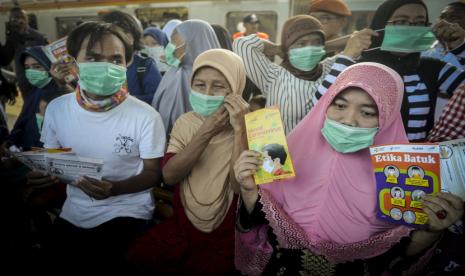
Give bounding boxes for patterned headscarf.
[236,62,411,275]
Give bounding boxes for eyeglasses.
[386,19,430,26]
[311,14,340,23]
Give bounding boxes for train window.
[292,0,309,15]
[55,16,98,38]
[28,14,38,30]
[226,11,278,42]
[135,7,188,29]
[344,11,375,33]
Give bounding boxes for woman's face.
[191,67,232,97]
[171,30,186,60]
[327,88,379,128]
[387,4,427,27]
[144,35,160,47]
[288,33,323,50]
[386,4,428,56]
[24,56,46,71]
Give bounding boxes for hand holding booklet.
[439,138,465,201]
[13,148,72,172]
[245,107,295,185]
[43,36,68,63]
[370,144,441,228]
[46,154,104,183]
[43,36,77,84]
[13,148,104,184]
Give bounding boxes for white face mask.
[146,46,171,72]
[262,157,275,173]
[146,46,164,59]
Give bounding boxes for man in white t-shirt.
[26,21,166,274]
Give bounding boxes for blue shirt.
[127,54,162,104]
[422,41,465,69]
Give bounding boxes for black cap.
[243,14,259,24]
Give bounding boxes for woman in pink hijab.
[233,62,464,275]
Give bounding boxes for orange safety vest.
[232,31,269,40]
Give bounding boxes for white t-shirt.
[41,94,166,228]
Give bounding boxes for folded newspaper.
[14,149,50,171]
[13,149,104,183]
[439,138,465,201]
[43,36,78,85]
[43,36,68,63]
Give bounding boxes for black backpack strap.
[136,54,150,94]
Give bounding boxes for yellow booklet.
[245,107,295,185]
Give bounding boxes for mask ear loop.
[150,46,169,65]
[175,42,187,64]
[363,47,381,52]
[362,29,384,52]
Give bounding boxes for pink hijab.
[236,62,412,275]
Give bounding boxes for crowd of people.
[0,0,464,275]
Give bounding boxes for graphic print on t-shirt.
[113,134,135,154]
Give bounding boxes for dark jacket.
[8,28,48,100]
[126,53,162,104]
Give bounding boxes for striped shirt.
[233,35,335,134]
[314,56,465,142]
[422,41,465,69]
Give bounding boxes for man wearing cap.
[309,0,351,52]
[233,14,270,40]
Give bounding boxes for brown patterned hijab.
[280,15,326,81]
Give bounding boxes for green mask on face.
[321,117,378,153]
[381,25,436,53]
[36,113,44,132]
[189,90,225,117]
[288,46,326,71]
[25,69,52,88]
[78,62,127,96]
[164,42,184,68]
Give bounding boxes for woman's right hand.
[200,106,230,138]
[50,59,77,85]
[234,150,261,192]
[26,170,59,189]
[343,28,378,59]
[235,150,261,213]
[24,170,60,200]
[263,40,283,58]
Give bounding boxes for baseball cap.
[243,14,260,24]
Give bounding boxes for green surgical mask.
[381,25,436,53]
[321,117,378,153]
[25,69,52,88]
[164,42,184,68]
[36,113,44,132]
[189,90,225,117]
[78,62,127,96]
[289,46,326,71]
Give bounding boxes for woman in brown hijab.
[233,15,370,134]
[128,49,249,275]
